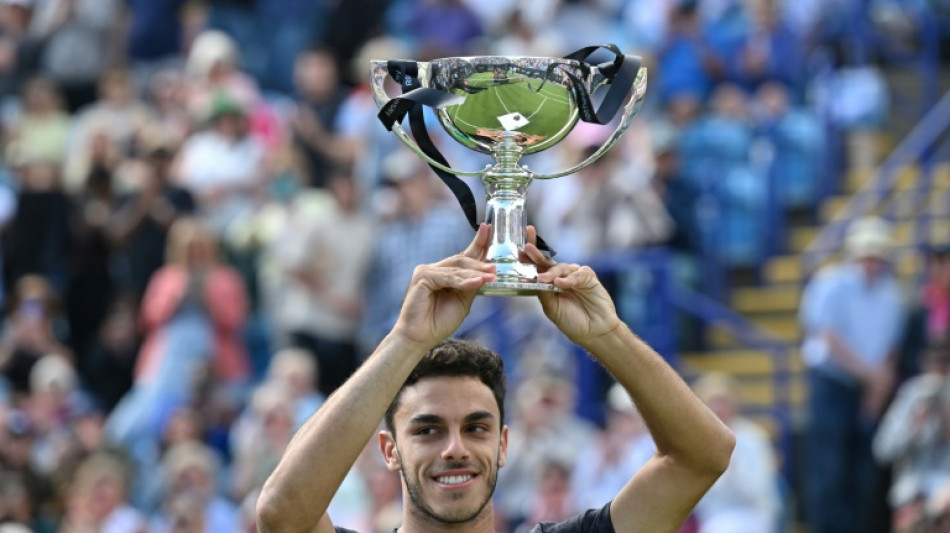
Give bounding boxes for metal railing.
[802,89,950,275]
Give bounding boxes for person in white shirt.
[692,372,781,533]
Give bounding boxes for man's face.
[381,376,507,526]
[858,256,888,281]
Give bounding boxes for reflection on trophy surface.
[372,47,647,296]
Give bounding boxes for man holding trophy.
[257,45,735,533]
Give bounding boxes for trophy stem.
[479,135,558,296]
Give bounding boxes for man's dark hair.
[384,338,506,436]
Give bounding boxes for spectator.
[318,0,387,87]
[0,275,72,397]
[0,408,53,529]
[149,441,238,533]
[82,295,140,412]
[3,76,70,166]
[172,91,265,239]
[651,120,701,256]
[263,347,325,430]
[254,0,325,95]
[874,336,950,533]
[271,171,375,395]
[923,481,950,533]
[692,371,781,533]
[516,458,574,533]
[488,8,561,57]
[655,0,723,106]
[358,150,470,354]
[182,29,259,125]
[570,382,656,513]
[680,83,765,266]
[621,0,676,53]
[127,405,205,513]
[62,69,156,193]
[290,46,352,189]
[809,51,889,171]
[558,142,673,261]
[203,1,257,86]
[333,36,408,201]
[725,0,806,93]
[106,218,249,448]
[900,242,950,381]
[66,133,123,363]
[799,216,906,533]
[753,80,826,209]
[108,143,196,300]
[122,0,188,76]
[0,0,42,111]
[496,374,596,531]
[359,456,402,533]
[57,451,145,533]
[229,383,295,501]
[238,487,261,533]
[405,0,484,59]
[31,0,119,112]
[143,68,191,150]
[24,353,90,476]
[2,161,73,293]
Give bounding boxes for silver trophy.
[372,48,647,295]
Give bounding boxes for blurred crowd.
[0,0,948,532]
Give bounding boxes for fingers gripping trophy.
[372,44,647,295]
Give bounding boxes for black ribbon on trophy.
[377,44,642,257]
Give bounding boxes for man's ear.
[498,425,509,468]
[379,430,401,472]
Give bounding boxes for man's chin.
[422,489,491,523]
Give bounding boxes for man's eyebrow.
[407,414,445,426]
[463,411,495,423]
[406,411,495,426]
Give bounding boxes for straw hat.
[843,216,893,261]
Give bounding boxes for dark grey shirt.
[334,501,615,533]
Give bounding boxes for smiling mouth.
[435,474,475,486]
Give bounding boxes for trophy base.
[479,281,560,296]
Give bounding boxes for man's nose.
[441,429,470,461]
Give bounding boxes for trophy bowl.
[427,56,590,155]
[372,50,646,296]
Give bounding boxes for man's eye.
[468,425,489,433]
[416,427,438,436]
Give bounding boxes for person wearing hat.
[798,216,906,533]
[172,89,265,238]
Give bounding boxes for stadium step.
[732,286,800,314]
[789,227,820,253]
[681,349,804,377]
[764,255,803,285]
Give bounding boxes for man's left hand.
[523,226,623,347]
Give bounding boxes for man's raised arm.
[525,237,736,533]
[257,225,496,533]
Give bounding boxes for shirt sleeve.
[534,502,615,533]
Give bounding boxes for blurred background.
[0,0,949,531]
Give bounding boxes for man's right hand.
[391,224,495,350]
